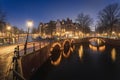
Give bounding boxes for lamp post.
[24,20,33,54]
[6,25,11,44]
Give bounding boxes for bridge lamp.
[24,20,34,54]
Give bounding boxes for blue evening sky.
[0,0,120,30]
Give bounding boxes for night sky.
[0,0,120,30]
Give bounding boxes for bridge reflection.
[50,39,74,66]
[111,48,116,62]
[89,44,106,52]
[78,45,83,61]
[62,40,71,58]
[89,38,106,52]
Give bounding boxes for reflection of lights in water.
[51,53,62,66]
[62,40,71,58]
[78,45,83,60]
[73,45,75,49]
[99,45,105,52]
[70,47,73,52]
[111,48,116,62]
[70,45,75,52]
[89,44,97,51]
[89,38,105,52]
[89,44,105,52]
[50,42,62,66]
[63,48,71,58]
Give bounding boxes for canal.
[31,40,120,80]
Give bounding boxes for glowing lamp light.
[112,31,115,34]
[26,20,33,28]
[7,25,11,31]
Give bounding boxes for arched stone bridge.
[49,37,120,66]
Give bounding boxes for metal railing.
[11,41,49,80]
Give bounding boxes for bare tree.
[97,3,120,35]
[76,13,93,34]
[31,27,38,34]
[12,26,20,35]
[0,9,6,32]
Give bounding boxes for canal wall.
[19,44,51,80]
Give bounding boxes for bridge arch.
[50,42,62,66]
[62,39,71,58]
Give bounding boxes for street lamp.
[6,25,11,44]
[7,25,11,31]
[62,21,64,25]
[24,20,33,54]
[112,31,115,34]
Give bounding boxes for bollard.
[24,44,27,54]
[13,56,18,80]
[13,47,19,80]
[17,46,20,58]
[14,47,17,57]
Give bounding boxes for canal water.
[31,41,120,80]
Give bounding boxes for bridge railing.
[11,40,50,80]
[14,41,49,56]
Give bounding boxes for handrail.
[13,70,26,80]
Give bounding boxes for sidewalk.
[0,44,16,80]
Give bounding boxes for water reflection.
[50,42,62,66]
[63,40,71,58]
[111,48,116,62]
[63,48,71,58]
[78,45,83,60]
[50,41,74,66]
[89,38,105,52]
[32,41,120,80]
[89,44,106,52]
[99,45,105,52]
[51,53,62,66]
[70,45,75,52]
[89,44,97,51]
